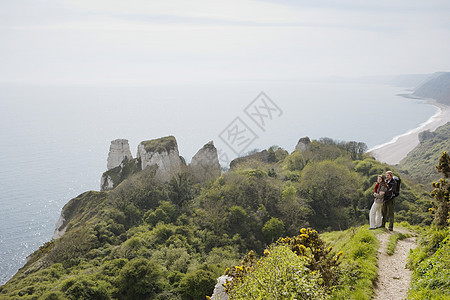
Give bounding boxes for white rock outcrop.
[189,141,221,183]
[107,139,132,170]
[100,174,114,191]
[210,275,231,300]
[137,136,185,181]
[295,136,311,152]
[52,212,67,240]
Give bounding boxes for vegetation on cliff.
[0,137,437,299]
[101,157,142,190]
[399,122,450,183]
[141,136,178,154]
[407,151,450,299]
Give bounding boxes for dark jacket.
[384,179,397,202]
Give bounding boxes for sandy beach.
[369,98,450,165]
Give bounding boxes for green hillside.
[227,151,450,300]
[0,138,437,299]
[399,122,450,183]
[413,72,450,105]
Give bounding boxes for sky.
[0,0,449,84]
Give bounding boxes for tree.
[262,217,285,243]
[178,269,216,300]
[144,201,177,226]
[227,205,248,233]
[299,160,361,229]
[344,141,367,160]
[284,151,308,171]
[431,151,450,227]
[278,185,312,235]
[168,173,194,206]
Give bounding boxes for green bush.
[116,258,165,299]
[262,217,285,243]
[227,244,329,299]
[60,275,111,300]
[39,291,67,300]
[178,269,216,300]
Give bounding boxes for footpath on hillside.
[373,228,417,300]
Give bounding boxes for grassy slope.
[399,122,450,183]
[407,226,450,299]
[321,226,379,299]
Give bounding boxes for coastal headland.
[370,97,450,165]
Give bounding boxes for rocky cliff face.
[189,141,221,183]
[137,136,186,181]
[100,156,140,191]
[100,174,115,191]
[107,139,132,170]
[53,191,107,240]
[101,139,135,191]
[210,275,231,300]
[100,136,221,190]
[52,211,67,240]
[296,136,311,152]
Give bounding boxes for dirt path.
[373,228,417,300]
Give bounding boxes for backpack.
[392,176,401,197]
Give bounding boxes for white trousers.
[369,201,383,228]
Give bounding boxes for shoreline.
[369,97,450,165]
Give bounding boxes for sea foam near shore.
[369,97,449,165]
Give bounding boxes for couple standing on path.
[369,171,398,231]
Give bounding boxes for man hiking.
[381,170,397,231]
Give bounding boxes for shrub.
[262,217,285,243]
[39,291,67,300]
[116,258,165,299]
[277,228,341,288]
[227,245,329,299]
[226,228,341,297]
[178,269,216,300]
[60,276,110,300]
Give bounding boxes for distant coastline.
[369,96,450,165]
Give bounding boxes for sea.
[0,80,437,285]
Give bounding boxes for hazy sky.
[1,0,449,84]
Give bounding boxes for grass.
[141,136,177,154]
[321,226,380,300]
[386,232,412,256]
[407,226,450,299]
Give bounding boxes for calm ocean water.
[0,81,436,284]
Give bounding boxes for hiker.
[381,170,397,231]
[369,175,387,229]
